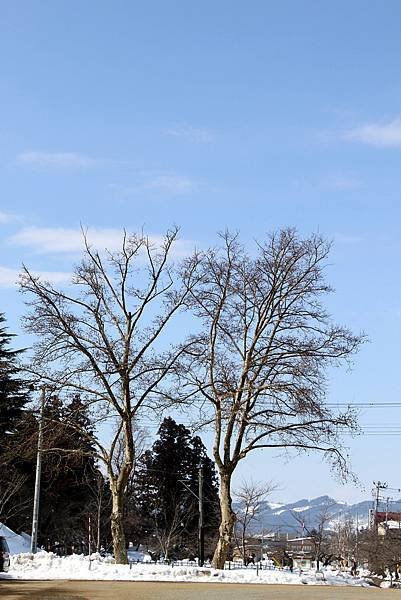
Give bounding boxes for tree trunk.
[212,473,236,569]
[110,482,128,564]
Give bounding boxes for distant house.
[372,510,401,536]
[260,533,316,569]
[286,536,315,554]
[378,519,401,537]
[263,531,292,552]
[286,537,315,570]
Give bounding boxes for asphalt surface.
[0,580,397,600]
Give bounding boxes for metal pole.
[374,482,380,516]
[31,386,46,553]
[88,513,92,556]
[198,466,204,567]
[373,481,387,531]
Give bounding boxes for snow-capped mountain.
[243,495,401,533]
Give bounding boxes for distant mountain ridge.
[243,495,401,533]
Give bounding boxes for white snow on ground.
[0,551,373,587]
[0,522,31,555]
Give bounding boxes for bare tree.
[233,479,275,564]
[291,501,336,569]
[331,513,357,564]
[182,229,364,568]
[0,469,30,524]
[19,228,199,563]
[359,527,401,581]
[0,412,38,528]
[84,470,111,554]
[152,493,197,561]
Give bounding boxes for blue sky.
[1,0,401,504]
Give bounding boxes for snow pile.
[0,551,372,586]
[0,522,31,555]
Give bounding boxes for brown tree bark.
[212,473,236,569]
[110,480,127,564]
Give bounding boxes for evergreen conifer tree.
[0,313,29,443]
[35,394,102,551]
[132,417,219,559]
[0,313,31,527]
[2,392,106,551]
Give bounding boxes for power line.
[326,403,401,408]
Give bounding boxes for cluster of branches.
[233,479,275,564]
[0,384,112,553]
[290,501,342,569]
[14,226,364,566]
[179,229,363,566]
[126,417,219,560]
[359,528,401,580]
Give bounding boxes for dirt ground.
[0,580,397,600]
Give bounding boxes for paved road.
[0,580,395,600]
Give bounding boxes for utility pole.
[373,481,387,531]
[31,386,46,553]
[88,513,92,556]
[198,466,204,567]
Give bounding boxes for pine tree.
[3,392,106,552]
[0,313,29,443]
[0,313,31,527]
[132,417,219,559]
[35,394,102,551]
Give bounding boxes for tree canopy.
[0,313,29,443]
[181,229,364,567]
[133,417,219,559]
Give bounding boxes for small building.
[286,536,314,554]
[286,537,315,570]
[372,510,401,531]
[378,519,401,537]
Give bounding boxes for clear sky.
[1,0,401,504]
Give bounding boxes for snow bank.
[0,522,31,555]
[0,551,372,586]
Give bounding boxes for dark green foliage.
[0,313,32,527]
[2,392,111,553]
[129,417,219,559]
[0,313,109,550]
[0,313,29,444]
[35,394,100,550]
